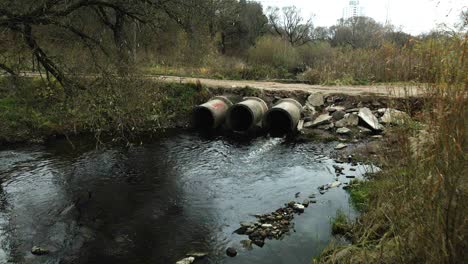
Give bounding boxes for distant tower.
[343,0,364,20]
[384,0,391,26]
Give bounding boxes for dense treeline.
[1,1,466,88]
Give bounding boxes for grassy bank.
[317,83,467,263]
[0,76,210,145]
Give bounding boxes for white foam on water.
[241,137,284,163]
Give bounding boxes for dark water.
[0,132,376,264]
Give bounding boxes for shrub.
[247,36,300,71]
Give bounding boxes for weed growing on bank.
[0,76,210,144]
[331,210,352,237]
[317,33,467,262]
[316,21,467,262]
[318,84,467,263]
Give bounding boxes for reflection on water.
[0,132,377,264]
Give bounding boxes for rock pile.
[234,199,314,248]
[300,93,411,142]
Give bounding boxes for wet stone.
[252,239,265,248]
[319,184,329,191]
[245,227,256,235]
[329,181,342,188]
[234,226,248,235]
[333,165,345,173]
[186,252,208,259]
[176,257,195,264]
[31,246,49,256]
[240,222,255,228]
[240,240,253,250]
[293,203,305,213]
[234,194,313,248]
[226,247,237,257]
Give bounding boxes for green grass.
[346,180,371,212]
[0,77,210,144]
[331,210,351,236]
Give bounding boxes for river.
[0,131,376,264]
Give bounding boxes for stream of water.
[0,131,376,264]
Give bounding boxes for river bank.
[0,76,211,146]
[316,85,467,263]
[2,76,463,264]
[0,76,421,147]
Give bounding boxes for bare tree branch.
[0,62,16,75]
[267,6,313,46]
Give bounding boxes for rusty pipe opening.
[264,99,302,136]
[192,106,215,129]
[227,97,268,132]
[228,104,254,132]
[192,96,233,130]
[264,108,293,136]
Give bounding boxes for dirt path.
[155,75,423,98]
[12,72,423,97]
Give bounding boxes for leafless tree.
[267,6,313,46]
[0,0,175,94]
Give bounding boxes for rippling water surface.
[0,131,376,264]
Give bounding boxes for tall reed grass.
[317,28,467,264]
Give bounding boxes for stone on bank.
[358,108,383,131]
[306,93,324,107]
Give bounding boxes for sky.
[256,0,467,35]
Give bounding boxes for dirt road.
[12,72,423,97]
[155,75,423,97]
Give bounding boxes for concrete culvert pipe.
[192,96,233,129]
[227,97,268,132]
[264,99,302,136]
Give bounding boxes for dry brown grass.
[317,34,467,264]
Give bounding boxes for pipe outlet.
[192,96,233,129]
[227,97,268,132]
[264,98,302,135]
